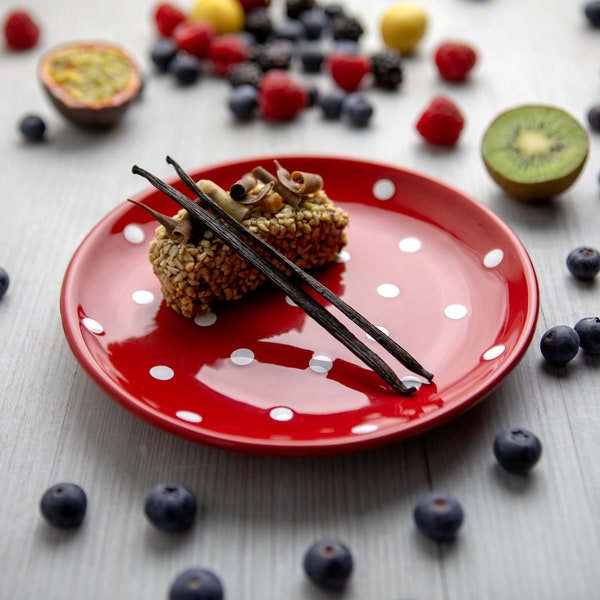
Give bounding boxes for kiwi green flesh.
[481,105,589,201]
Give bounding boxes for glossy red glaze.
[60,156,539,455]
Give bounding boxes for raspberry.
[327,51,371,92]
[415,96,465,146]
[258,70,308,120]
[434,42,477,82]
[4,10,40,50]
[208,34,250,76]
[153,2,186,37]
[173,20,215,59]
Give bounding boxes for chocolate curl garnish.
[236,181,274,205]
[127,199,190,242]
[252,165,301,208]
[291,170,323,195]
[230,174,258,200]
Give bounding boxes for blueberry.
[342,93,374,126]
[273,19,306,42]
[150,37,178,72]
[303,538,353,591]
[332,39,360,55]
[318,89,347,119]
[228,84,259,120]
[19,114,46,142]
[584,1,600,27]
[574,317,600,354]
[588,105,600,131]
[298,41,326,73]
[413,492,464,542]
[40,483,87,529]
[299,9,328,40]
[567,246,600,280]
[144,482,197,532]
[540,325,580,365]
[168,568,224,600]
[170,52,202,85]
[0,266,9,300]
[493,428,542,474]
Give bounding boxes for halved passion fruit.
[39,42,142,128]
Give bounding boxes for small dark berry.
[584,1,600,27]
[342,92,374,126]
[244,8,273,44]
[493,428,542,474]
[413,492,464,542]
[0,267,9,300]
[40,483,87,529]
[227,60,263,87]
[318,88,347,119]
[168,567,224,600]
[228,84,259,119]
[588,106,600,131]
[251,41,293,71]
[331,14,364,42]
[323,3,346,21]
[19,114,46,141]
[150,37,178,72]
[303,538,353,591]
[540,325,580,366]
[285,0,316,20]
[299,9,327,40]
[574,317,600,354]
[332,39,359,55]
[169,52,202,85]
[144,482,197,532]
[273,19,306,42]
[566,246,600,280]
[370,49,403,89]
[298,41,326,72]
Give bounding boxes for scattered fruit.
[207,34,250,76]
[169,51,203,85]
[239,0,270,11]
[540,325,580,366]
[188,0,245,35]
[39,483,87,529]
[258,69,308,120]
[370,49,403,89]
[39,42,143,128]
[415,95,465,145]
[150,37,179,71]
[493,428,542,474]
[566,246,600,280]
[227,60,262,87]
[434,42,477,82]
[19,114,46,142]
[481,104,589,201]
[144,482,197,532]
[299,8,327,40]
[168,567,224,600]
[587,105,600,131]
[574,317,600,354]
[380,2,428,55]
[243,7,273,43]
[303,538,354,591]
[413,492,464,542]
[327,51,371,92]
[228,83,258,119]
[342,92,374,126]
[172,20,215,59]
[0,266,10,300]
[330,13,364,42]
[3,9,40,50]
[318,88,347,119]
[153,2,187,37]
[298,41,326,73]
[286,0,316,20]
[584,1,600,26]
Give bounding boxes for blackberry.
[227,61,263,87]
[370,49,403,89]
[323,3,346,21]
[244,8,273,44]
[285,0,316,20]
[331,14,364,42]
[251,41,293,71]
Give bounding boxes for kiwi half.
[481,105,589,201]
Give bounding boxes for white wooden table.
[1,0,599,598]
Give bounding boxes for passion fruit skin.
[39,42,143,129]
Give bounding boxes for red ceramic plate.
[60,155,538,456]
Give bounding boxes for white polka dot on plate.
[123,224,145,244]
[150,365,174,380]
[230,348,255,366]
[285,295,298,307]
[176,410,202,423]
[270,407,294,422]
[377,283,400,298]
[400,375,424,390]
[483,248,504,268]
[399,237,422,253]
[372,178,395,200]
[444,304,468,320]
[309,355,333,373]
[194,312,217,326]
[366,325,389,341]
[132,290,155,305]
[335,249,351,263]
[82,317,104,334]
[351,423,379,435]
[483,345,505,360]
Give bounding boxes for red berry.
[173,20,215,59]
[434,42,477,82]
[153,2,187,37]
[327,51,371,92]
[259,70,308,121]
[238,0,271,11]
[207,34,250,76]
[415,96,465,146]
[4,10,40,50]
